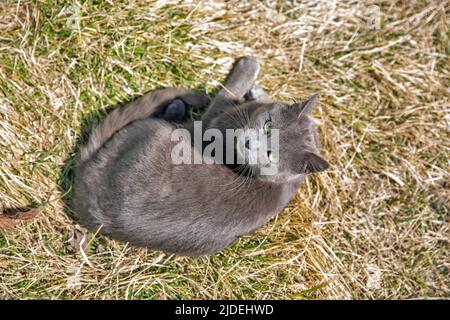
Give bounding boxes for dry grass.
[0,0,448,299]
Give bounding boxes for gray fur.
[72,57,329,256]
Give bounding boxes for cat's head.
[211,95,329,184]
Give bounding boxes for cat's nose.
[245,138,250,150]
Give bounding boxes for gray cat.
[72,57,329,256]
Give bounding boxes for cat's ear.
[293,94,318,116]
[295,152,329,174]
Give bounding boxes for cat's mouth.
[235,129,248,165]
[232,127,281,178]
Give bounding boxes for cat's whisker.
[222,105,247,129]
[227,165,249,191]
[223,164,252,194]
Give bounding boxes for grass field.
[0,0,448,299]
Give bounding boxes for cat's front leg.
[220,56,260,100]
[202,56,260,124]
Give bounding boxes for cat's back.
[72,116,174,230]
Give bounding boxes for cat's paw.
[244,83,270,102]
[163,99,186,121]
[234,56,260,78]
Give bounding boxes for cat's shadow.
[59,86,213,223]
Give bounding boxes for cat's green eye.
[264,120,272,134]
[268,151,279,163]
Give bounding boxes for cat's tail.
[79,87,209,164]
